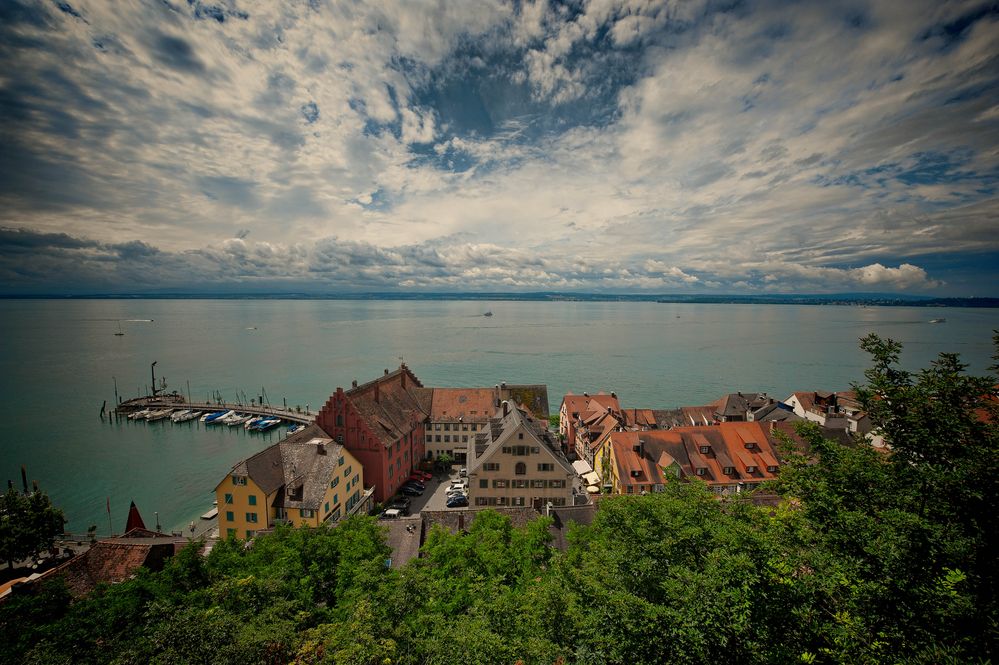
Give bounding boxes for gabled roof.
[468,404,572,475]
[499,384,551,419]
[227,425,347,510]
[344,366,431,447]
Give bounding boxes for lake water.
[1,299,996,535]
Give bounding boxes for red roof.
[124,501,146,532]
[430,388,496,422]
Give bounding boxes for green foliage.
[2,334,997,664]
[0,487,66,569]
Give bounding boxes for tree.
[0,487,66,569]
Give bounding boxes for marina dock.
[115,395,314,426]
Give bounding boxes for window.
[493,479,507,488]
[723,466,734,475]
[627,485,634,494]
[515,462,527,475]
[331,477,339,488]
[766,465,778,473]
[231,475,246,486]
[479,479,488,489]
[331,507,341,521]
[462,436,468,443]
[224,493,233,504]
[333,494,339,504]
[511,497,525,506]
[745,442,757,450]
[699,446,710,454]
[552,497,567,506]
[435,423,442,431]
[484,462,500,471]
[497,496,509,506]
[696,468,706,476]
[226,528,236,538]
[344,465,352,477]
[225,511,234,522]
[444,423,451,431]
[537,463,554,472]
[436,436,441,442]
[518,432,524,439]
[245,529,255,538]
[513,479,528,488]
[336,414,343,426]
[551,479,565,488]
[426,435,432,443]
[353,474,359,486]
[462,424,468,431]
[532,480,546,488]
[248,495,257,506]
[301,509,315,518]
[475,497,488,506]
[746,465,757,473]
[444,435,451,443]
[246,512,258,523]
[531,447,539,454]
[338,456,345,465]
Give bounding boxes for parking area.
[381,470,470,519]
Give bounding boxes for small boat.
[252,418,281,432]
[200,507,219,520]
[286,424,305,435]
[114,320,124,336]
[170,409,192,422]
[483,311,493,317]
[224,413,252,427]
[244,416,267,430]
[202,410,234,424]
[175,410,202,422]
[128,409,150,420]
[929,318,946,324]
[145,409,173,421]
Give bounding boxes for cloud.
[0,0,996,295]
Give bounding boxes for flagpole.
[106,497,112,537]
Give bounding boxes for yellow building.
[215,424,367,539]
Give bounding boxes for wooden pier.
[115,395,315,425]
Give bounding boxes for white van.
[379,508,402,520]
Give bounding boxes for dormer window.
[699,445,710,454]
[723,466,734,475]
[630,469,641,477]
[744,442,756,450]
[695,468,706,476]
[767,465,777,473]
[746,465,757,473]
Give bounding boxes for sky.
[1,0,997,295]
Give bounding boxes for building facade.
[467,401,575,509]
[216,425,366,539]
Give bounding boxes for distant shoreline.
[1,293,997,307]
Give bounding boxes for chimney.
[317,443,326,455]
[501,382,507,390]
[21,465,28,493]
[611,392,616,398]
[352,379,358,388]
[384,368,389,375]
[502,400,510,417]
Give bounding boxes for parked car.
[446,485,466,495]
[402,480,426,491]
[389,497,412,514]
[413,470,433,481]
[407,473,426,484]
[458,467,467,478]
[379,508,403,520]
[400,485,424,496]
[446,495,469,508]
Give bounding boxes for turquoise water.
[1,299,996,534]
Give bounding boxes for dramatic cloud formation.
[1,0,997,294]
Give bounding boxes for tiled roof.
[430,388,496,422]
[714,392,771,418]
[229,426,346,510]
[621,408,657,428]
[44,537,179,598]
[346,367,431,447]
[681,405,717,426]
[468,404,571,475]
[609,421,782,488]
[499,384,551,419]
